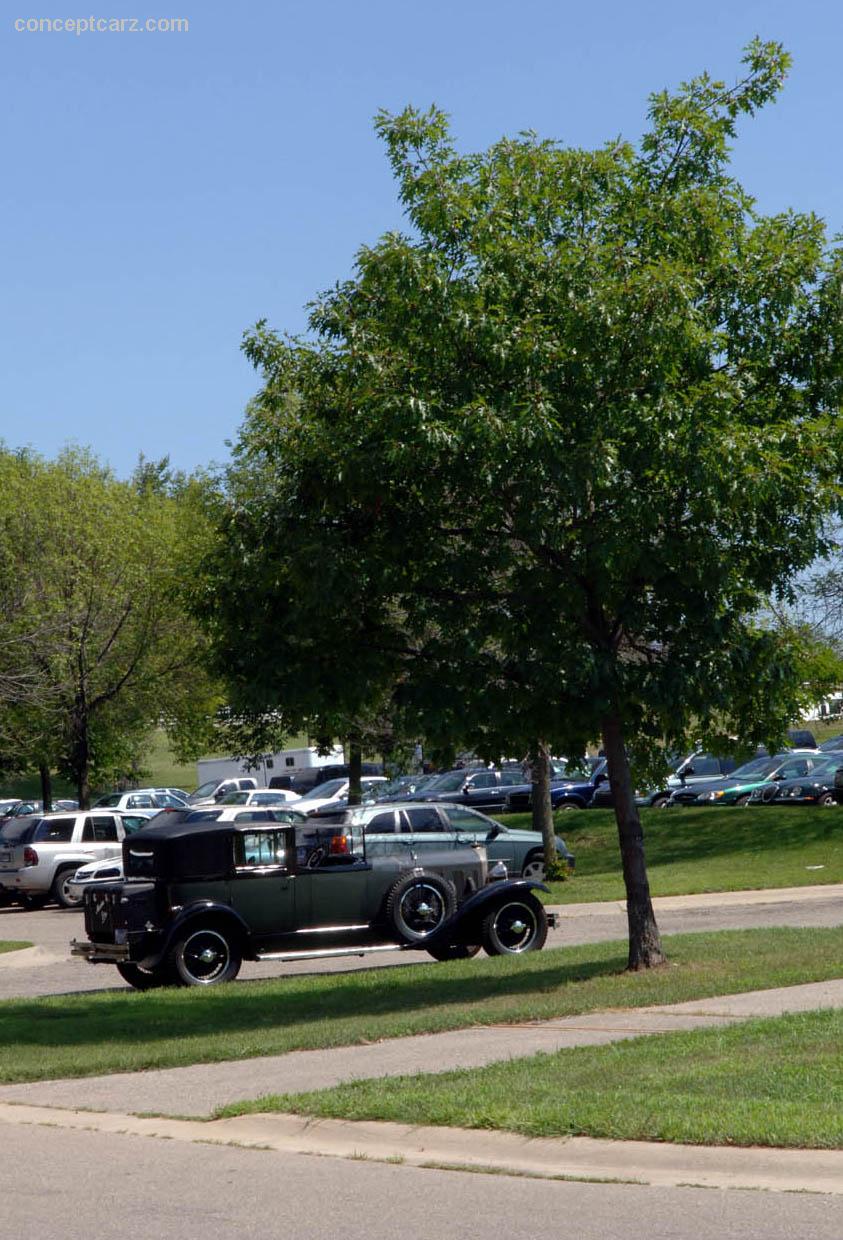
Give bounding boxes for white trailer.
[196,746,344,790]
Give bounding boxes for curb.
[0,1102,840,1195]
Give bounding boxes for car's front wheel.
[481,895,548,956]
[169,925,242,986]
[521,851,545,881]
[385,873,457,944]
[116,961,172,990]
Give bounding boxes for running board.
[255,943,403,963]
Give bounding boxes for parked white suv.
[93,789,188,811]
[0,811,129,908]
[187,777,259,806]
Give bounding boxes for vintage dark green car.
[71,813,555,989]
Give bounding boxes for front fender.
[140,901,253,968]
[425,879,550,948]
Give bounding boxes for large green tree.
[215,41,843,967]
[0,448,220,806]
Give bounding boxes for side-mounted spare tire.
[481,892,548,956]
[385,872,457,944]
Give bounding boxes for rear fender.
[424,879,549,948]
[140,901,253,968]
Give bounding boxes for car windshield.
[730,755,786,780]
[298,779,346,801]
[94,795,121,807]
[189,780,222,801]
[423,771,466,793]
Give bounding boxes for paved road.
[8,1121,843,1240]
[1,884,841,1000]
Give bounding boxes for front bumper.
[71,938,130,963]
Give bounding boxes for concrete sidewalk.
[558,881,843,916]
[2,977,841,1118]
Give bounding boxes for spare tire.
[385,872,457,944]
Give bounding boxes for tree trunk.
[39,763,53,813]
[70,702,91,810]
[347,736,363,807]
[529,741,557,867]
[600,712,665,970]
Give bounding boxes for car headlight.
[701,790,725,801]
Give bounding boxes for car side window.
[365,811,398,834]
[442,806,487,831]
[500,771,524,786]
[779,759,810,779]
[34,817,76,843]
[90,816,119,842]
[234,810,276,823]
[403,807,444,833]
[689,756,721,777]
[236,830,288,868]
[466,772,497,789]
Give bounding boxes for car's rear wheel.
[818,792,836,807]
[51,868,84,909]
[18,893,49,910]
[169,926,242,986]
[385,873,457,944]
[521,851,545,881]
[427,943,481,962]
[481,895,548,956]
[116,961,172,990]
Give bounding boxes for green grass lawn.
[0,942,31,955]
[234,1007,843,1149]
[1,926,841,1085]
[509,803,843,903]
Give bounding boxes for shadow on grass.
[0,951,629,1053]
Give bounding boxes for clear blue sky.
[2,0,841,477]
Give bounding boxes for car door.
[80,814,124,860]
[461,771,503,811]
[400,805,455,856]
[358,809,413,860]
[440,805,523,872]
[228,826,298,938]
